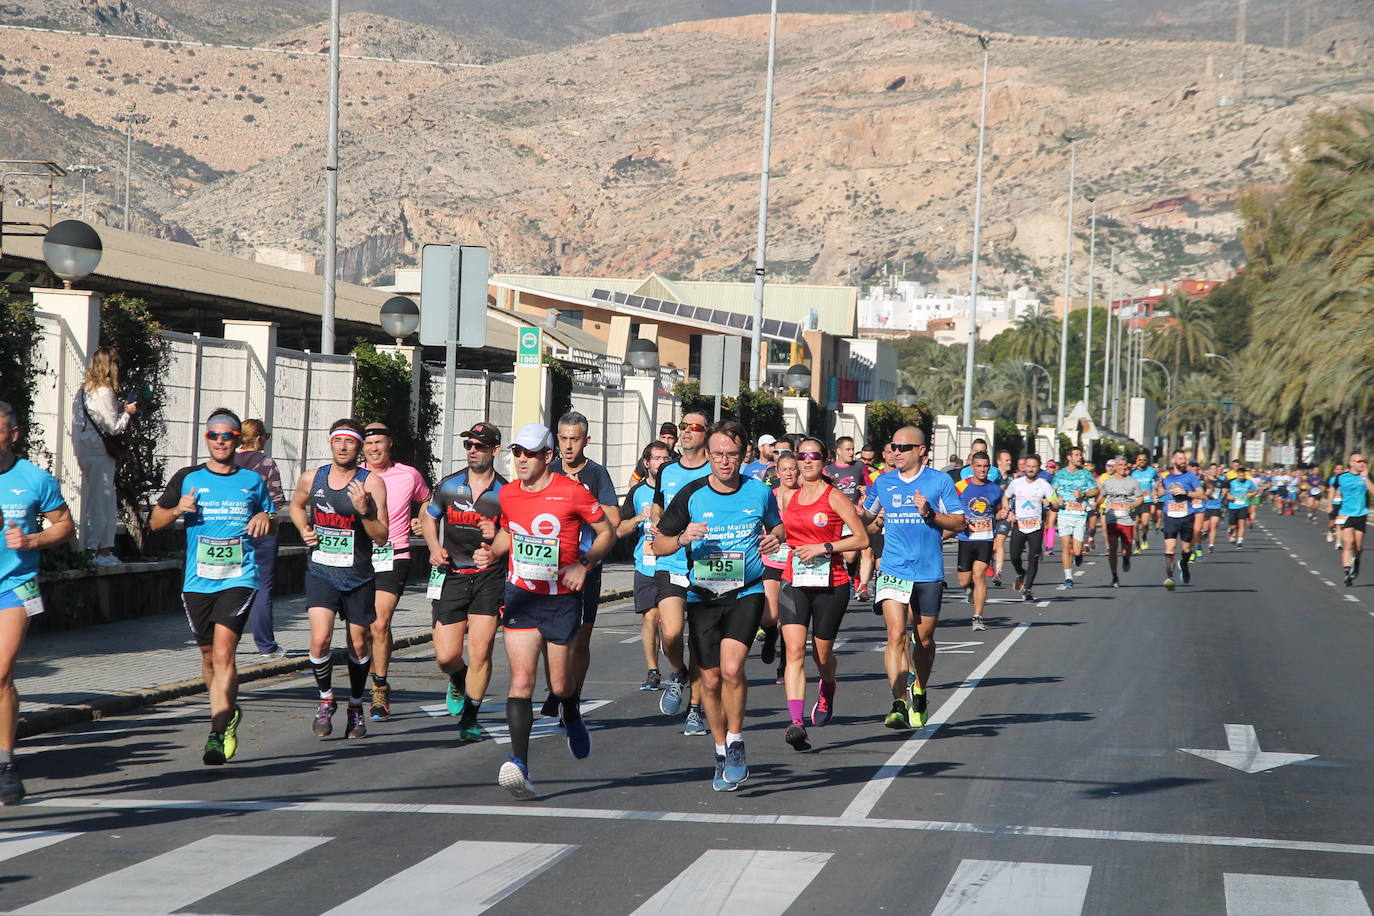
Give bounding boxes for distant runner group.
[1,394,1368,804]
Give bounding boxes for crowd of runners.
[2,396,1371,803]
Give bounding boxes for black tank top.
[308,465,374,590]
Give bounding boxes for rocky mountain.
[157,11,1374,293]
[267,12,544,65]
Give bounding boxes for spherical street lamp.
[895,385,918,408]
[626,336,660,372]
[42,219,102,288]
[379,295,420,345]
[783,363,812,393]
[974,399,998,421]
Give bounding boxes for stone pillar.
[222,320,278,427]
[782,396,810,435]
[624,374,657,454]
[32,287,100,358]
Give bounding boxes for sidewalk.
[15,563,636,739]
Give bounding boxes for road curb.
[16,588,634,739]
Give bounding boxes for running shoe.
[754,627,766,644]
[202,732,226,766]
[1023,590,1035,603]
[713,754,738,792]
[345,705,367,739]
[908,685,929,728]
[499,757,537,799]
[1141,538,1150,551]
[660,670,688,717]
[1163,577,1175,591]
[972,616,986,631]
[1327,532,1335,543]
[760,628,779,665]
[1345,569,1355,587]
[223,706,241,761]
[683,706,708,736]
[312,697,337,737]
[992,575,1003,588]
[1058,578,1074,590]
[1122,552,1132,572]
[1013,577,1023,592]
[723,739,749,784]
[640,669,662,691]
[857,585,873,602]
[785,722,811,751]
[1110,578,1121,588]
[884,699,909,729]
[0,762,24,805]
[963,585,973,604]
[1181,566,1191,585]
[369,684,391,721]
[811,692,833,727]
[565,715,592,760]
[1073,552,1083,568]
[445,681,466,716]
[457,706,483,743]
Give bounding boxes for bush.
[543,354,573,425]
[993,418,1023,460]
[670,383,784,439]
[352,340,438,481]
[865,400,934,450]
[101,294,172,556]
[0,291,43,457]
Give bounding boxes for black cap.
[462,422,501,446]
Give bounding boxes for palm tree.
[1005,306,1059,368]
[989,361,1041,428]
[1148,291,1215,382]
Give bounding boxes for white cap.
[757,434,777,447]
[512,423,554,452]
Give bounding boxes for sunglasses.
[679,422,707,432]
[510,445,547,458]
[205,431,240,442]
[796,451,824,461]
[463,440,493,451]
[889,442,919,452]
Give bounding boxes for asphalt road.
[3,511,1373,915]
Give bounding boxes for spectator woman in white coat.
[72,346,136,565]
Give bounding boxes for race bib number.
[874,572,914,604]
[966,517,994,541]
[512,533,559,582]
[1017,515,1042,533]
[426,565,445,600]
[765,542,791,566]
[312,526,355,567]
[693,550,744,595]
[641,536,656,569]
[1166,501,1189,518]
[840,523,853,538]
[1337,516,1349,526]
[1109,501,1132,514]
[14,579,43,617]
[790,551,830,587]
[1333,494,1343,505]
[1062,500,1086,515]
[196,536,244,580]
[371,543,395,573]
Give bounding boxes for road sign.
[419,243,487,349]
[699,334,742,398]
[517,326,542,367]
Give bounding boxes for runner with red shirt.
[776,438,867,751]
[483,423,615,798]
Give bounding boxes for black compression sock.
[507,696,533,763]
[560,692,581,722]
[310,654,333,695]
[346,654,371,704]
[450,666,468,690]
[1165,554,1175,576]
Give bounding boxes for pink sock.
[788,698,805,723]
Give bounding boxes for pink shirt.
[368,462,431,558]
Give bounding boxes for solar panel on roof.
[641,298,662,312]
[591,289,612,301]
[710,310,729,326]
[727,313,748,329]
[613,291,630,304]
[762,319,782,337]
[626,295,644,308]
[779,321,800,340]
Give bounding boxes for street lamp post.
[1082,195,1096,414]
[321,0,341,355]
[1100,247,1115,426]
[1141,356,1172,450]
[112,106,148,231]
[66,164,102,220]
[962,35,990,427]
[1024,361,1054,435]
[749,0,780,391]
[1056,136,1076,427]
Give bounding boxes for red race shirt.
[781,484,849,587]
[500,473,605,595]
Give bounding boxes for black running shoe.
[784,722,811,751]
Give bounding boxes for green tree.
[1148,290,1216,381]
[0,291,42,456]
[352,340,437,481]
[865,400,933,450]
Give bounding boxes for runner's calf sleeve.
[347,654,371,702]
[507,696,533,762]
[310,654,333,696]
[451,665,468,689]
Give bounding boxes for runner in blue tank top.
[152,408,274,766]
[1337,452,1374,586]
[288,419,389,741]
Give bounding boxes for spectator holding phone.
[72,346,136,565]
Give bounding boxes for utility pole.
[962,36,990,427]
[1101,247,1115,426]
[1236,0,1248,98]
[113,106,148,231]
[321,0,341,354]
[1082,196,1096,417]
[1056,137,1075,427]
[749,0,779,390]
[66,164,101,220]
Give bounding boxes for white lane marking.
[1224,873,1372,916]
[419,700,610,744]
[1289,553,1299,558]
[1323,580,1337,587]
[1037,600,1051,607]
[1179,724,1317,774]
[14,834,327,914]
[1309,569,1321,576]
[630,849,832,916]
[933,859,1093,916]
[937,641,984,654]
[832,638,848,649]
[1346,595,1360,603]
[842,622,1031,820]
[322,840,575,915]
[620,635,642,644]
[31,796,1374,857]
[0,830,80,862]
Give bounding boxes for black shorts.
[778,583,848,641]
[1330,505,1341,520]
[305,574,377,627]
[654,569,689,604]
[501,584,580,646]
[183,587,255,647]
[956,540,994,572]
[762,564,783,581]
[633,570,659,614]
[1134,502,1154,518]
[1161,515,1194,539]
[374,557,413,597]
[432,565,504,626]
[876,579,944,619]
[1227,507,1249,526]
[1343,515,1368,532]
[576,563,603,627]
[1206,508,1223,519]
[687,592,764,670]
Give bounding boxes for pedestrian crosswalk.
[2,831,1371,915]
